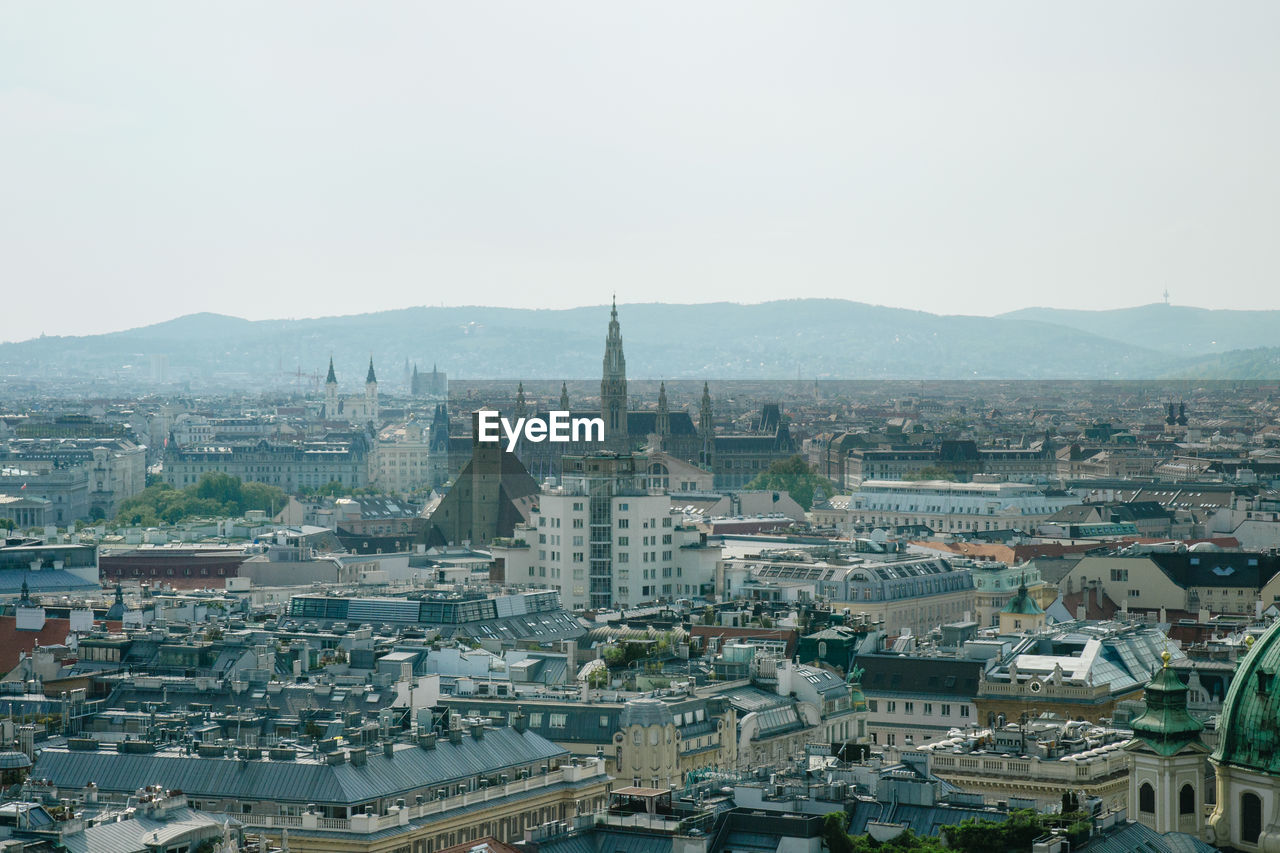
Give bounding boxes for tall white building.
[494,453,719,611]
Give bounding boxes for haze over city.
[3,1,1279,341]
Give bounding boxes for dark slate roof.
[847,798,1006,838]
[629,412,697,436]
[0,569,100,595]
[31,727,566,806]
[1046,505,1105,524]
[853,655,983,699]
[438,697,621,745]
[1150,552,1280,589]
[1109,501,1172,522]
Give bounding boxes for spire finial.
[1161,649,1171,669]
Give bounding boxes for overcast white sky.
[2,2,1277,342]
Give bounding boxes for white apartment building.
[814,479,1080,535]
[494,453,719,611]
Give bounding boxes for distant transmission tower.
[1162,289,1170,305]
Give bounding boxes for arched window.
[1179,784,1195,815]
[1242,792,1263,844]
[1139,783,1156,814]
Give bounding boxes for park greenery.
[822,809,1092,853]
[743,455,836,511]
[903,466,958,482]
[114,473,286,526]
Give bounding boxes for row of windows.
[871,700,970,718]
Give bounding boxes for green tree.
[942,810,1087,853]
[113,473,285,526]
[822,812,948,852]
[903,466,957,482]
[743,455,836,511]
[823,813,855,853]
[302,480,353,498]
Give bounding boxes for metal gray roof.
[0,569,100,594]
[59,808,233,853]
[620,698,674,728]
[1075,822,1216,853]
[31,727,566,806]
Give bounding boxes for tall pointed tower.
[559,382,570,411]
[515,382,528,420]
[325,357,339,418]
[428,403,451,487]
[656,381,671,442]
[1126,651,1207,836]
[365,357,379,423]
[601,298,629,452]
[698,382,715,468]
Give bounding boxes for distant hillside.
[999,304,1280,356]
[1,299,1276,386]
[1163,347,1280,380]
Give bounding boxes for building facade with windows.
[851,654,982,750]
[164,433,372,494]
[494,453,719,611]
[814,479,1080,535]
[718,550,974,638]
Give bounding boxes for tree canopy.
[820,809,1091,853]
[115,473,285,526]
[902,466,957,482]
[743,454,835,511]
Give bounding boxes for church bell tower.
[601,297,629,453]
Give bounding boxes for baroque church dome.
[1213,621,1280,774]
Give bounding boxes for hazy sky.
[2,2,1277,342]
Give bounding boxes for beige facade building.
[614,696,738,789]
[1063,552,1280,618]
[375,417,433,494]
[921,722,1133,812]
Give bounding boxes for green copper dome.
[1001,581,1043,615]
[1214,621,1280,773]
[1130,656,1204,757]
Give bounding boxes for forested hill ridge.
[2,300,1278,388]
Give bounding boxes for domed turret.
[1126,650,1208,836]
